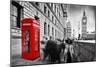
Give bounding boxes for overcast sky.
[66,4,96,38]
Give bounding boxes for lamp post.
[78,21,80,40]
[73,29,75,39]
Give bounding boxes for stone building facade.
[66,21,71,39]
[11,1,67,57]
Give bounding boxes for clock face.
[83,19,86,24]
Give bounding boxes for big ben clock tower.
[81,10,87,39]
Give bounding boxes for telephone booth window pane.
[34,30,39,51]
[24,30,30,53]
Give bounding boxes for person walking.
[45,40,61,63]
[64,38,73,63]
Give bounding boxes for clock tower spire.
[81,10,87,39]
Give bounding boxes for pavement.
[11,41,96,66]
[11,57,48,66]
[11,45,78,66]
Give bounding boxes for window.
[35,2,39,6]
[63,12,67,17]
[55,20,56,25]
[48,24,50,36]
[11,4,17,27]
[48,10,50,17]
[55,5,56,12]
[11,1,23,28]
[52,16,54,22]
[44,5,47,14]
[55,29,57,39]
[57,8,58,13]
[44,22,47,35]
[52,27,54,36]
[57,8,59,18]
[49,3,51,7]
[59,12,60,18]
[51,3,53,9]
[36,11,38,16]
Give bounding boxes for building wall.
[20,2,65,40]
[11,1,67,57]
[11,1,23,58]
[66,22,71,38]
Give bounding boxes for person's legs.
[57,55,61,63]
[43,49,48,61]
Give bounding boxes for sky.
[66,4,96,38]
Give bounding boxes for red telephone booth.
[21,18,40,60]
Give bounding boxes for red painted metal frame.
[21,18,40,60]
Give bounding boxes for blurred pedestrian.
[45,40,60,63]
[66,47,72,63]
[61,41,66,54]
[40,38,47,61]
[64,38,73,63]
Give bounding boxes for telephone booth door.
[33,24,40,59]
[21,18,40,60]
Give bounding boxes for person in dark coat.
[45,40,60,63]
[60,42,66,54]
[56,39,65,54]
[66,47,72,63]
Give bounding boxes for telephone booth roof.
[21,18,40,25]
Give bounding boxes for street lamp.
[78,21,80,40]
[73,29,75,39]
